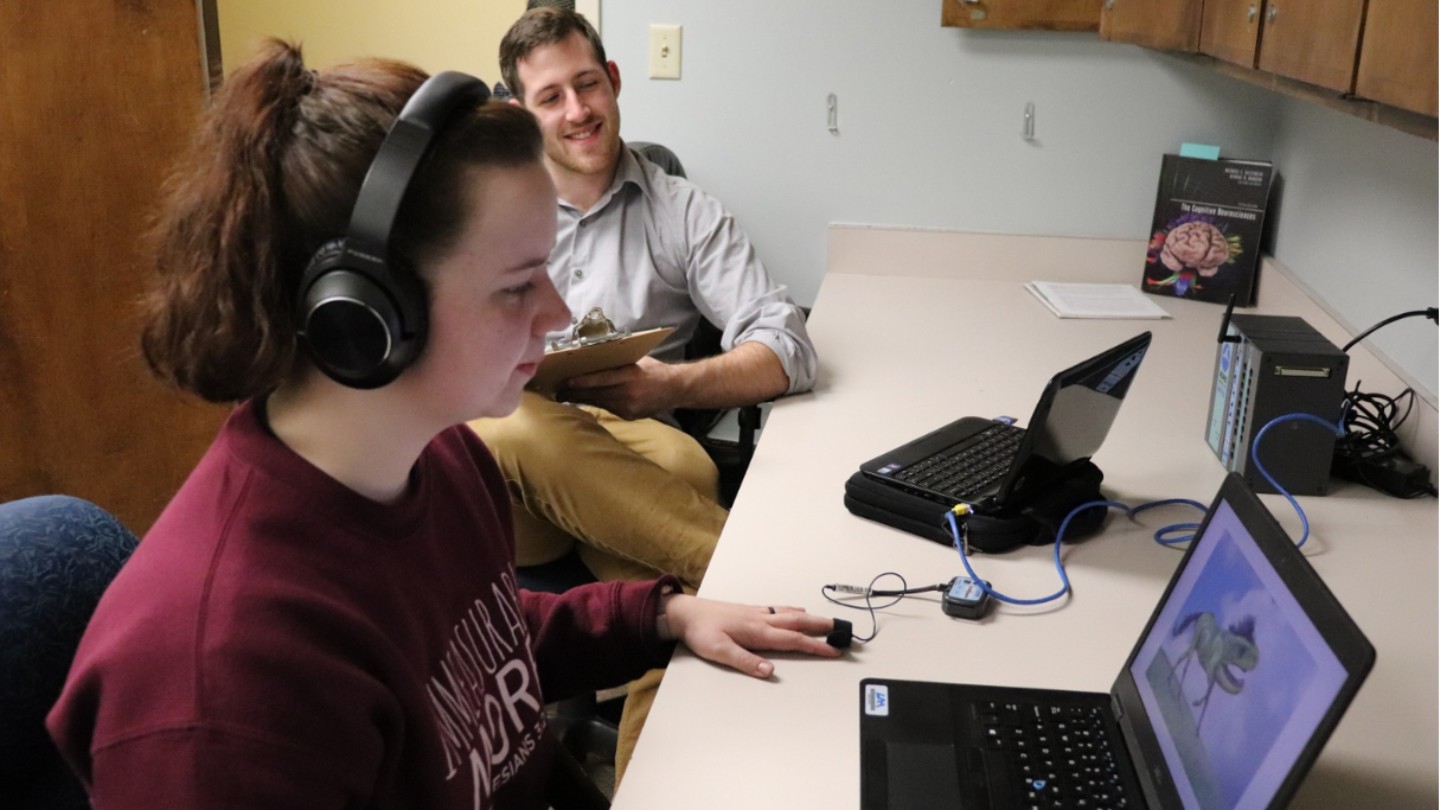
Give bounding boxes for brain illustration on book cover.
[1147,213,1243,296]
[1142,155,1274,306]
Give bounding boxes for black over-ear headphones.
[296,71,491,389]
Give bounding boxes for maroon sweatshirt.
[48,400,676,809]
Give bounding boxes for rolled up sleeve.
[686,206,818,394]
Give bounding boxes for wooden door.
[1255,0,1366,93]
[1354,0,1438,117]
[1200,0,1262,68]
[0,1,227,533]
[1099,0,1201,50]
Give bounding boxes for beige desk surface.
[613,227,1438,809]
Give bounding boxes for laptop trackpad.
[886,741,963,809]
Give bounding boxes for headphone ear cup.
[297,240,428,389]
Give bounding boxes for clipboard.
[528,325,674,395]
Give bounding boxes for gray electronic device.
[940,577,992,620]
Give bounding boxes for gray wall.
[602,0,1437,398]
[1266,100,1437,398]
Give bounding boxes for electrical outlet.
[648,24,682,80]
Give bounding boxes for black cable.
[820,574,948,642]
[1329,307,1436,498]
[824,582,949,598]
[1336,382,1413,461]
[1341,308,1437,353]
[1333,381,1433,498]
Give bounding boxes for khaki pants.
[469,392,728,780]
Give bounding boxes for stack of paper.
[1025,282,1172,320]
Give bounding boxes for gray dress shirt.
[548,146,817,395]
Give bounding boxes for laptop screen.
[1026,339,1148,465]
[998,332,1151,503]
[1125,494,1353,809]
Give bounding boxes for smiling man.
[471,6,817,779]
[475,8,815,597]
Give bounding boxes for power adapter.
[1333,453,1435,498]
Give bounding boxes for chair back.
[629,141,687,179]
[0,495,138,809]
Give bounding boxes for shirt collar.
[559,142,648,216]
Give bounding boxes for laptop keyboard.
[979,700,1129,809]
[893,423,1024,499]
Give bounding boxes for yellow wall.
[217,0,525,83]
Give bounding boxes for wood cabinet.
[938,0,1435,133]
[1199,0,1261,67]
[1254,0,1366,93]
[1201,0,1436,120]
[1098,0,1436,129]
[1354,0,1438,117]
[1130,0,1367,94]
[941,0,1099,31]
[1099,0,1200,51]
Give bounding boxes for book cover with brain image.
[1142,154,1274,306]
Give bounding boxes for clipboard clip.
[548,307,631,352]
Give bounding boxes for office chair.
[673,315,768,507]
[0,495,139,810]
[516,556,621,809]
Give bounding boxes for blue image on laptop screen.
[1128,501,1348,810]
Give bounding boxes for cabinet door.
[1256,0,1365,93]
[1354,0,1438,117]
[1200,0,1261,68]
[1099,0,1201,50]
[941,0,1100,31]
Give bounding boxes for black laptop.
[859,332,1152,512]
[858,472,1375,809]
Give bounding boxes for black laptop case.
[843,459,1108,554]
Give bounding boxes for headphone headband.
[348,71,492,251]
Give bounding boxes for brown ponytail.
[139,41,420,402]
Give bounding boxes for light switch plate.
[648,24,682,80]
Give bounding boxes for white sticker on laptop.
[864,683,890,716]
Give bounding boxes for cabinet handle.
[1247,4,1256,22]
[1266,4,1278,23]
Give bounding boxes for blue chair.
[0,495,138,810]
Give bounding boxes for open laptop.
[859,332,1151,513]
[858,472,1375,809]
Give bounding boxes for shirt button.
[578,219,589,228]
[574,268,585,279]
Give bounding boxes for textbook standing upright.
[1142,155,1274,307]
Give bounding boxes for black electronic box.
[1206,313,1347,495]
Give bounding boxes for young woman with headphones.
[46,40,840,809]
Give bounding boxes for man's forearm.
[670,341,789,411]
